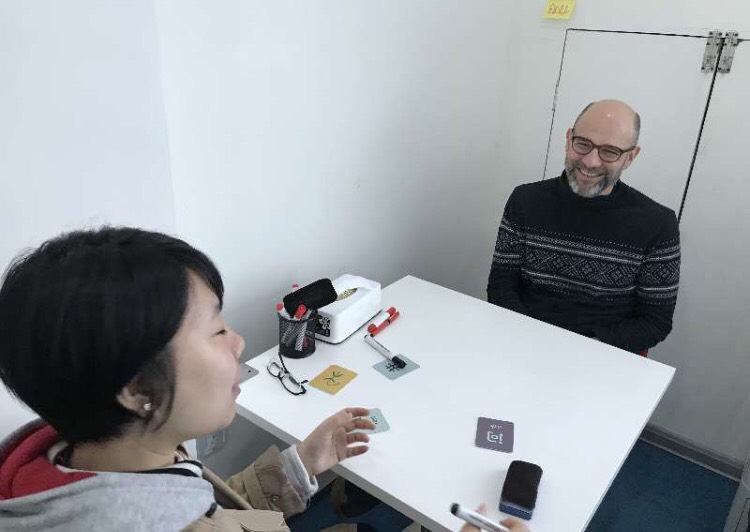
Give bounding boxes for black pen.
[364,334,406,368]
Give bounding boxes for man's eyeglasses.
[570,132,636,163]
[267,354,308,396]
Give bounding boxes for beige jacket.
[184,446,355,532]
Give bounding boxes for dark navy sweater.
[487,172,680,353]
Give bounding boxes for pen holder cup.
[278,310,318,359]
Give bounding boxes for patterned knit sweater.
[487,172,680,353]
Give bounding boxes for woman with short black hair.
[0,227,375,531]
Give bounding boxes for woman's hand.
[458,504,531,532]
[297,407,375,476]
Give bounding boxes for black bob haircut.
[0,227,223,444]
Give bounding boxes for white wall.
[0,0,174,437]
[155,0,509,357]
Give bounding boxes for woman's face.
[160,272,245,442]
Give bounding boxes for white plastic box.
[315,274,381,344]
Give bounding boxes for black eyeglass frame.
[267,352,308,396]
[570,131,637,163]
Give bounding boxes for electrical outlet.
[197,428,227,457]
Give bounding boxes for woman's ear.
[117,383,152,417]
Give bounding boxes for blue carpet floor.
[586,440,737,532]
[289,440,738,531]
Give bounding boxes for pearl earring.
[143,402,153,412]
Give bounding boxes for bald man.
[487,100,680,354]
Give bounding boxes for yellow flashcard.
[309,365,358,395]
[543,0,575,20]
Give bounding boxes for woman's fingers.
[347,431,371,445]
[344,407,370,418]
[344,417,376,432]
[501,516,530,532]
[345,444,369,458]
[329,408,374,462]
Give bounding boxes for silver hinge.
[701,30,723,73]
[718,31,739,73]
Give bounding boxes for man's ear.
[622,146,641,170]
[117,382,151,416]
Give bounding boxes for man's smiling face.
[564,100,640,198]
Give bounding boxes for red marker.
[367,307,397,334]
[370,310,400,336]
[294,304,307,320]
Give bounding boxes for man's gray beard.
[565,162,619,198]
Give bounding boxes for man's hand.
[458,504,531,532]
[297,407,375,477]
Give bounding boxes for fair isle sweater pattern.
[493,216,680,305]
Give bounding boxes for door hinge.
[718,31,739,73]
[701,30,723,73]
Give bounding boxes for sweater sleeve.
[592,212,681,353]
[487,189,529,315]
[279,445,318,503]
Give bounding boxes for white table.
[236,276,675,532]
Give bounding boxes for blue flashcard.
[361,408,390,434]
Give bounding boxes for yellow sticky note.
[309,365,358,395]
[543,0,575,19]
